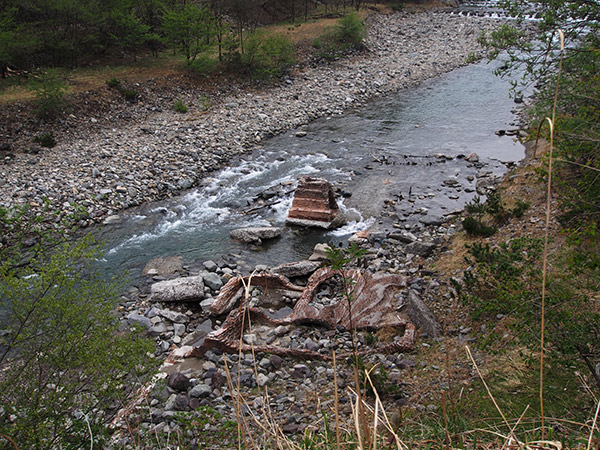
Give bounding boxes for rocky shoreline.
[113,222,463,446]
[0,10,505,227]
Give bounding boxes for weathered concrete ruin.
[187,268,416,360]
[286,176,346,229]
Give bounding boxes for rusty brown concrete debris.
[194,267,416,360]
[209,273,304,316]
[286,176,345,229]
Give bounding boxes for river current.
[94,56,524,282]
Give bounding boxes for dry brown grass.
[0,56,185,104]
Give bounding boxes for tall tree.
[161,2,215,63]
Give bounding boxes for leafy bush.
[465,52,478,64]
[0,235,157,448]
[105,78,139,102]
[33,131,56,148]
[198,94,211,111]
[173,98,188,113]
[313,12,365,60]
[243,31,296,79]
[389,1,405,11]
[462,216,497,237]
[336,12,365,47]
[461,236,600,389]
[190,54,218,77]
[540,41,600,233]
[121,87,138,102]
[27,70,69,119]
[106,77,121,89]
[462,193,529,236]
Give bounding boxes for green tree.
[21,0,105,66]
[109,8,156,61]
[243,31,296,78]
[161,2,215,64]
[27,69,70,119]
[0,7,17,78]
[479,1,599,265]
[0,206,157,449]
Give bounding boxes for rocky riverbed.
[112,221,469,447]
[0,11,506,226]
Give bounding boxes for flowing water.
[94,57,525,282]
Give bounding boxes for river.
[94,56,524,283]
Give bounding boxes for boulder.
[388,231,416,243]
[202,272,224,291]
[149,275,204,302]
[419,215,444,226]
[405,290,442,338]
[466,153,480,163]
[167,372,191,392]
[126,313,152,329]
[157,308,189,324]
[286,176,346,229]
[270,260,321,278]
[308,243,333,262]
[405,241,436,258]
[230,226,282,244]
[189,383,211,398]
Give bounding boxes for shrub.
[462,193,529,236]
[243,31,296,79]
[198,94,211,111]
[223,35,242,71]
[462,216,497,237]
[33,131,56,148]
[390,1,404,11]
[190,54,218,77]
[461,236,600,390]
[27,70,69,119]
[0,235,157,448]
[174,98,188,113]
[105,78,139,102]
[106,77,121,89]
[336,12,365,47]
[466,51,478,64]
[121,87,138,102]
[313,12,365,60]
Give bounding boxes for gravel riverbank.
[0,11,504,225]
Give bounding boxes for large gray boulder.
[308,243,332,261]
[405,290,442,338]
[270,260,321,278]
[230,226,282,244]
[149,275,205,302]
[405,241,437,258]
[202,272,224,291]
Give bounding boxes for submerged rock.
[143,256,184,277]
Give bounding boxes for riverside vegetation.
[1,0,599,449]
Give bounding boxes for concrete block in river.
[286,176,346,229]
